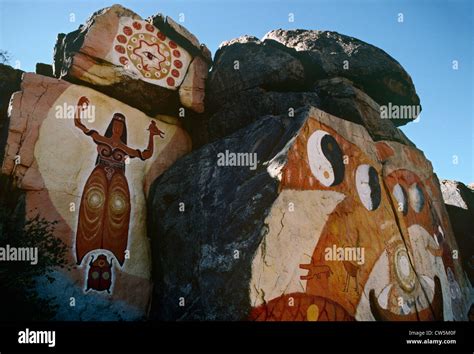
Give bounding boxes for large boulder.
[205,34,418,147]
[1,73,191,320]
[53,4,211,117]
[207,36,305,109]
[149,105,471,321]
[263,29,421,126]
[440,180,474,284]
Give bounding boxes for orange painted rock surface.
[1,73,191,320]
[149,106,472,321]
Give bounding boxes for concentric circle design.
[110,193,127,213]
[113,18,189,88]
[86,188,105,209]
[394,247,416,292]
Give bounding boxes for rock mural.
[54,4,211,117]
[0,5,472,323]
[1,73,191,319]
[149,106,470,321]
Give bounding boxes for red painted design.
[123,26,133,36]
[132,21,142,30]
[116,35,127,44]
[166,77,175,86]
[145,23,155,32]
[157,32,166,40]
[114,45,125,54]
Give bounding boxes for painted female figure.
[74,96,164,266]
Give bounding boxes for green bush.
[0,205,69,321]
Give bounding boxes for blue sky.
[0,0,472,183]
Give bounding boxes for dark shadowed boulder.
[207,36,306,109]
[263,29,421,126]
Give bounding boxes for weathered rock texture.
[205,31,421,147]
[0,64,23,167]
[440,180,474,284]
[1,73,191,319]
[0,5,472,323]
[149,106,471,321]
[264,29,421,126]
[54,4,211,117]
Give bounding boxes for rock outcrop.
[264,29,421,126]
[1,72,191,319]
[149,105,470,321]
[440,180,474,284]
[0,64,23,167]
[206,31,420,147]
[0,4,472,323]
[53,4,211,117]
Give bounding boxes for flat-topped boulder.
[53,4,210,117]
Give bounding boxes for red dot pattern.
[145,23,155,32]
[123,26,132,36]
[157,32,166,40]
[132,21,142,30]
[167,77,175,86]
[171,69,180,78]
[173,49,181,58]
[115,45,125,54]
[117,35,127,43]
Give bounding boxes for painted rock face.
[249,110,468,321]
[86,254,113,293]
[112,18,192,89]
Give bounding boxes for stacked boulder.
[440,180,474,284]
[148,30,472,321]
[1,4,210,320]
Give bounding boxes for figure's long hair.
[95,113,128,165]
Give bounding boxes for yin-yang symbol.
[355,164,381,211]
[307,130,345,187]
